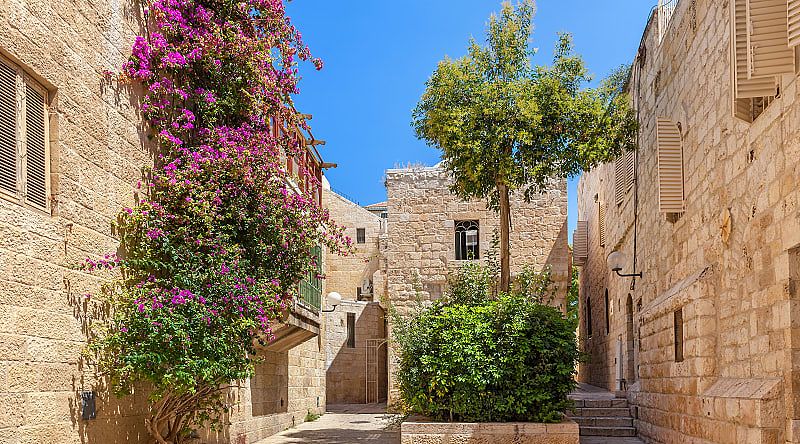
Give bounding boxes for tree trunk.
[498,182,511,294]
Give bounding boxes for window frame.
[454,220,480,261]
[0,54,51,214]
[356,227,366,244]
[346,312,356,349]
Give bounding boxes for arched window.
[454,220,479,260]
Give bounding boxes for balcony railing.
[298,245,322,310]
[658,0,678,43]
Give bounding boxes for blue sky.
[287,1,655,244]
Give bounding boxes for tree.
[81,1,350,443]
[412,0,637,293]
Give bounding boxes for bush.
[393,264,578,423]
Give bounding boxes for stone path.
[254,404,401,444]
[571,383,645,444]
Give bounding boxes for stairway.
[568,398,637,438]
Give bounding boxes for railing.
[298,245,322,310]
[658,0,679,43]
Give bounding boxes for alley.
[254,404,401,444]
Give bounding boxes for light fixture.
[321,291,342,313]
[607,251,642,278]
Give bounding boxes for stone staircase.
[568,398,637,438]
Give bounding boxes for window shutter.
[24,85,47,209]
[598,204,607,248]
[573,220,588,266]
[656,117,685,213]
[789,0,800,47]
[747,0,795,77]
[614,151,634,205]
[733,0,779,98]
[0,61,16,196]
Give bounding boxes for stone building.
[0,2,332,442]
[384,163,570,403]
[576,1,800,443]
[322,184,388,405]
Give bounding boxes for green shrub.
[393,264,578,423]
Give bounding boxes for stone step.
[571,399,628,409]
[568,407,631,417]
[570,416,634,428]
[580,426,638,437]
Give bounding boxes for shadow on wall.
[543,219,570,306]
[326,303,388,404]
[251,350,290,416]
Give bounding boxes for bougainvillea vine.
[83,1,350,442]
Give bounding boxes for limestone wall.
[0,2,329,442]
[324,301,387,405]
[323,188,384,302]
[384,165,569,404]
[577,1,800,442]
[0,1,151,442]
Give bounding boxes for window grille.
[454,220,479,260]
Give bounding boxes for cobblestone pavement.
[254,404,401,444]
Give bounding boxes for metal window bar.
[298,246,322,310]
[658,0,679,43]
[454,220,479,260]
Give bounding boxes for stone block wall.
[0,1,152,442]
[0,2,331,442]
[577,0,800,442]
[325,301,387,404]
[384,164,569,404]
[322,187,384,302]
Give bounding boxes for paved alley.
[254,404,401,444]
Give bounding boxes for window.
[586,296,593,338]
[454,220,479,260]
[614,151,634,205]
[346,312,356,348]
[604,289,610,335]
[674,308,684,362]
[598,204,607,247]
[573,220,588,266]
[0,56,49,211]
[356,228,366,244]
[656,117,685,214]
[731,0,795,121]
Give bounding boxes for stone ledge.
[401,417,579,444]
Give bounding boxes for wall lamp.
[607,251,642,278]
[321,292,342,313]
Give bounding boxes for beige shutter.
[732,0,778,98]
[614,151,634,205]
[747,0,795,77]
[656,118,685,213]
[598,204,607,247]
[789,0,800,47]
[0,61,16,196]
[24,84,47,209]
[573,220,588,266]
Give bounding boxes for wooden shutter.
[747,0,795,77]
[614,151,634,205]
[598,204,607,247]
[24,84,47,209]
[732,0,779,98]
[0,61,16,196]
[573,220,588,266]
[789,0,800,47]
[656,118,685,213]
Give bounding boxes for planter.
[401,417,579,444]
